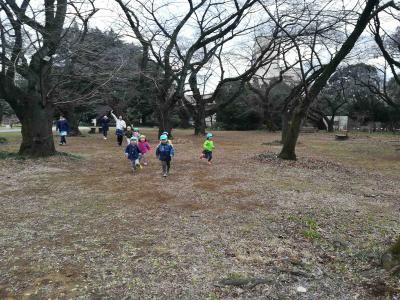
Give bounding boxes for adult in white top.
[111,110,127,146]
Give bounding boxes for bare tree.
[0,0,97,156]
[259,0,397,160]
[115,0,262,136]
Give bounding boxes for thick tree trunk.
[281,111,290,144]
[157,108,173,138]
[194,106,206,135]
[324,115,335,132]
[264,108,277,132]
[18,101,56,157]
[188,71,207,136]
[278,109,303,160]
[327,120,334,132]
[178,107,191,129]
[66,111,81,136]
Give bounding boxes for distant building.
[184,94,216,127]
[324,116,349,131]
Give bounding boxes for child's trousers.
[131,159,140,170]
[203,150,212,161]
[161,160,171,174]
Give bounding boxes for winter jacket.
[111,112,126,131]
[138,141,151,154]
[125,143,141,160]
[125,130,134,139]
[155,143,174,161]
[100,118,110,131]
[56,119,69,133]
[203,140,214,152]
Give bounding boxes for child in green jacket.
[200,133,215,165]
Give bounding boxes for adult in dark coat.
[100,115,110,140]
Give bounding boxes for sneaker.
[103,137,107,140]
[208,161,212,165]
[59,143,63,146]
[144,162,148,166]
[163,173,167,177]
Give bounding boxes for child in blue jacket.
[125,137,142,174]
[155,134,174,177]
[56,116,69,145]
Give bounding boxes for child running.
[156,134,174,177]
[125,126,134,144]
[138,135,151,166]
[159,131,173,146]
[56,116,69,145]
[133,128,140,139]
[200,132,215,165]
[125,137,142,174]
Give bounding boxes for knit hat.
[133,128,139,131]
[162,131,169,136]
[206,133,213,138]
[160,134,168,141]
[130,136,138,141]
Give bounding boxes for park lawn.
[0,129,399,299]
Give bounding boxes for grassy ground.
[0,129,399,299]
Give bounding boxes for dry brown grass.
[0,129,399,299]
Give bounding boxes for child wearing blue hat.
[200,133,215,165]
[159,131,173,146]
[156,134,174,177]
[125,136,142,174]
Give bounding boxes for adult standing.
[111,110,126,146]
[56,116,70,145]
[100,115,110,140]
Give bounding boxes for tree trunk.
[178,107,191,129]
[278,109,303,160]
[66,111,81,136]
[327,120,334,132]
[324,115,335,132]
[281,111,290,144]
[194,106,206,135]
[0,101,3,125]
[264,107,277,132]
[18,101,56,157]
[157,107,173,138]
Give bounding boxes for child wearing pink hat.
[138,135,151,166]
